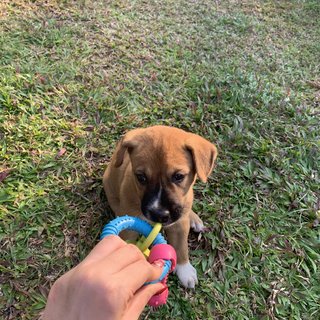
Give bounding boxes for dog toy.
[100,216,177,307]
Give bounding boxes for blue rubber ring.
[100,216,171,283]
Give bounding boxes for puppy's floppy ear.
[114,128,145,167]
[186,134,218,183]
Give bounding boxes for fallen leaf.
[312,219,319,228]
[84,125,95,131]
[150,72,157,81]
[306,80,320,89]
[56,148,66,158]
[38,285,50,298]
[0,169,11,183]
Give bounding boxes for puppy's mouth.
[141,207,182,227]
[148,213,172,226]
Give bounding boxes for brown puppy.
[103,125,217,288]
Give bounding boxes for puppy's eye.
[136,173,147,185]
[172,173,185,183]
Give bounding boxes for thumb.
[124,282,165,319]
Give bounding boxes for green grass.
[1,0,319,319]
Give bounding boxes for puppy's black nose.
[148,208,170,223]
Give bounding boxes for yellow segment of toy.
[135,223,162,257]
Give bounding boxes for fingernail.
[152,259,165,268]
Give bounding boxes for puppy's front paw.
[175,262,198,288]
[190,215,205,233]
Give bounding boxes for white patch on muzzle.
[150,187,162,210]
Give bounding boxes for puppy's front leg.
[189,210,205,232]
[164,214,198,288]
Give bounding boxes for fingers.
[117,259,164,290]
[99,244,146,274]
[124,282,165,319]
[82,236,126,264]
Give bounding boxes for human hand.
[42,235,165,320]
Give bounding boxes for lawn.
[0,0,319,319]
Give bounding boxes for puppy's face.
[114,126,217,226]
[131,144,196,225]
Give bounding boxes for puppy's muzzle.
[141,185,183,225]
[145,207,170,224]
